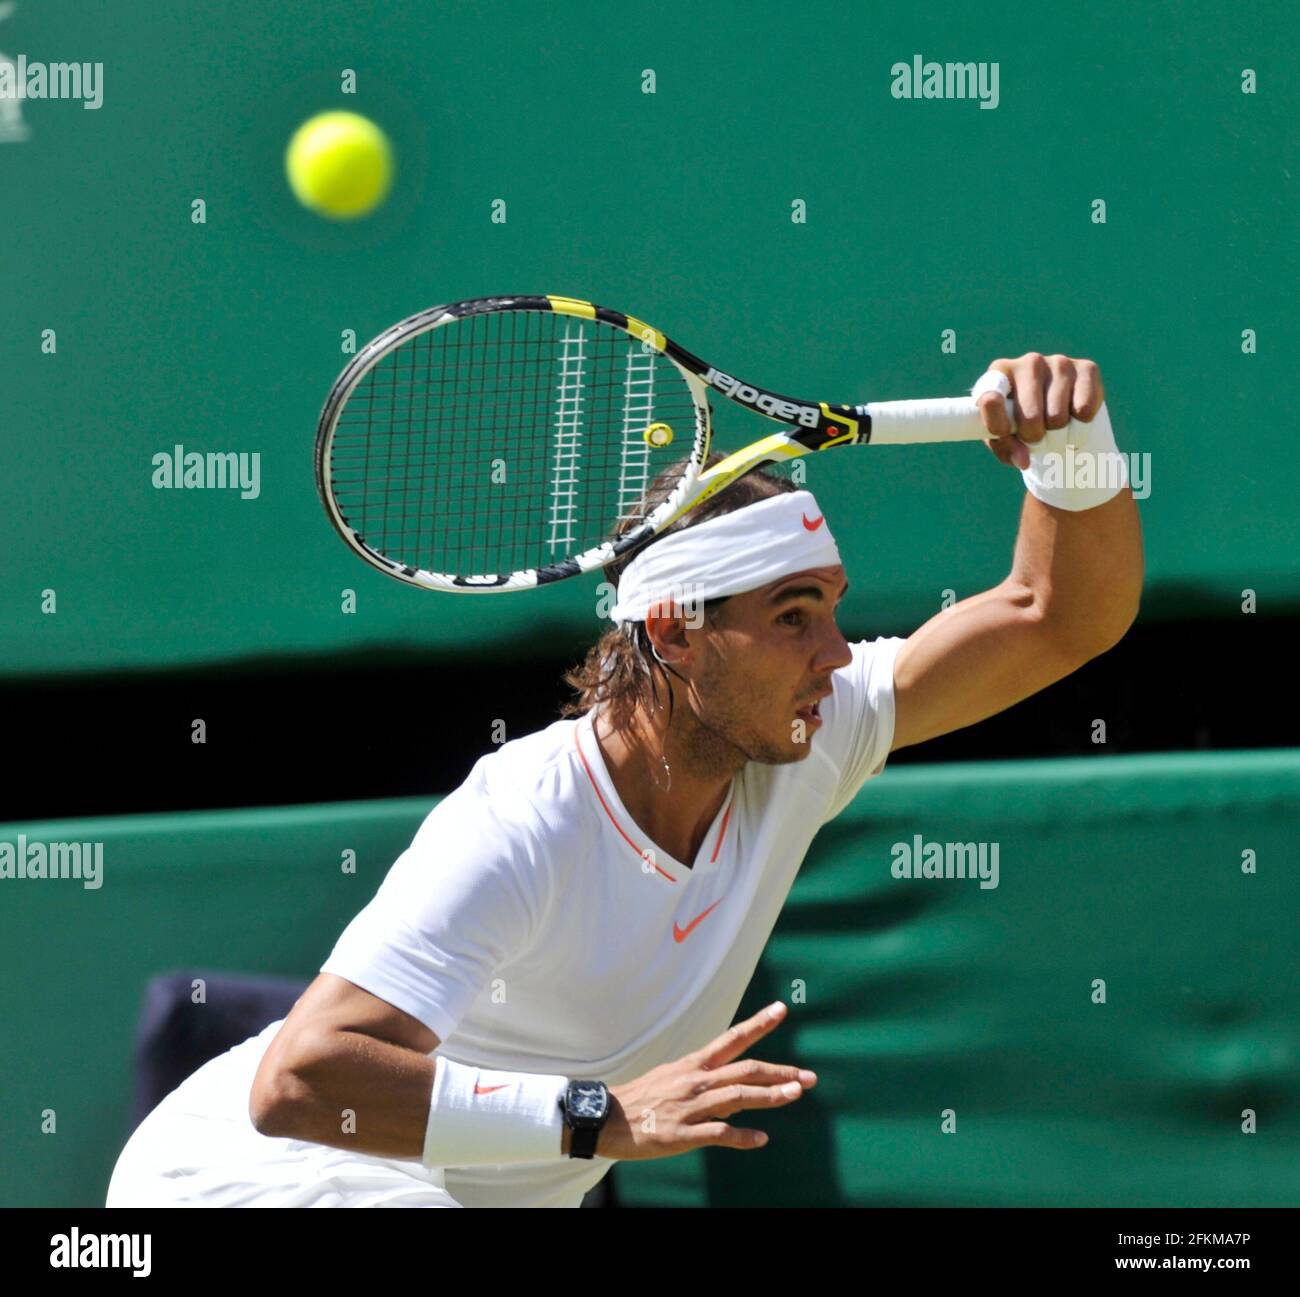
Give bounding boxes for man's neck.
[591,703,742,869]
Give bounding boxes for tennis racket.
[315,294,1011,593]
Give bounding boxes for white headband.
[607,489,843,625]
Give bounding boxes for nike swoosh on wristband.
[474,1083,510,1094]
[673,899,722,943]
[802,513,825,531]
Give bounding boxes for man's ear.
[645,601,698,664]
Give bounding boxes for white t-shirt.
[111,635,903,1209]
[320,633,905,1207]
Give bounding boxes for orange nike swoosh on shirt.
[802,513,825,531]
[674,900,722,943]
[475,1083,510,1094]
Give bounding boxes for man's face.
[671,564,853,765]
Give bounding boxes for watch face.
[570,1082,606,1120]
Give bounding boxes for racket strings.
[328,309,701,577]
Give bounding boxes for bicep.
[259,973,440,1081]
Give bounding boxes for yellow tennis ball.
[285,111,393,219]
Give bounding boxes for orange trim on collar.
[574,722,677,882]
[710,802,733,863]
[573,719,735,878]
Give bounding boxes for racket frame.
[315,294,975,593]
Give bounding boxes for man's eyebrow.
[768,579,850,606]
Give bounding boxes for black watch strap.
[559,1079,610,1160]
[569,1119,601,1159]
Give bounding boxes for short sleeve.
[320,791,546,1044]
[818,635,907,824]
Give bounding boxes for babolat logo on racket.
[704,369,820,428]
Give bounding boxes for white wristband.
[971,371,1128,512]
[422,1055,569,1169]
[1019,400,1128,511]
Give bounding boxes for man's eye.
[778,609,807,627]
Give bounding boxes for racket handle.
[856,396,1012,445]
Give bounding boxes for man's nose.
[816,622,853,672]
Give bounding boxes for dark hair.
[560,454,799,731]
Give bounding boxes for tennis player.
[107,355,1142,1208]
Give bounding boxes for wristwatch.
[558,1079,610,1159]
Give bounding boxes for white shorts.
[106,1022,462,1209]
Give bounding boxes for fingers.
[980,353,1104,470]
[1007,353,1050,444]
[606,1060,811,1161]
[689,1055,817,1096]
[1044,355,1076,430]
[674,1077,808,1152]
[977,360,1028,470]
[976,375,1014,438]
[985,425,1026,470]
[1071,358,1104,420]
[680,1120,771,1151]
[692,1000,789,1070]
[665,1002,817,1153]
[683,1077,808,1123]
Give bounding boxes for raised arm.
[890,353,1144,753]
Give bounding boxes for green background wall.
[2,0,1296,677]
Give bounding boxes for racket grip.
[856,396,1012,445]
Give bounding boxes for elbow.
[1093,552,1146,654]
[1060,596,1141,663]
[248,1067,294,1138]
[1031,584,1141,666]
[1090,579,1144,656]
[1104,597,1141,652]
[249,1049,318,1139]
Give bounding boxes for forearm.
[251,1028,576,1161]
[1009,483,1144,658]
[251,1027,439,1157]
[891,482,1143,752]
